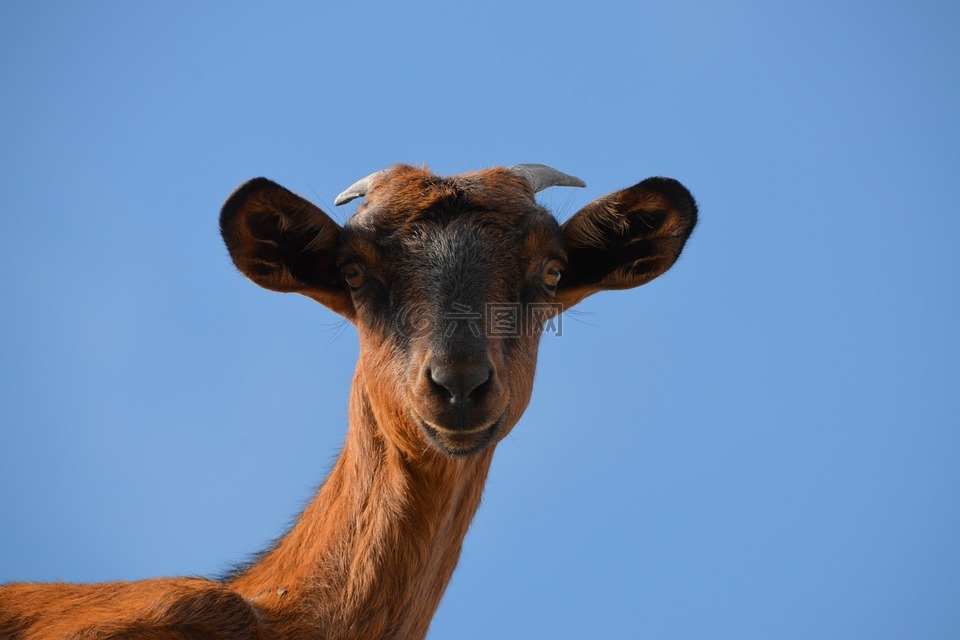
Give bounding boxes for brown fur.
[0,165,697,639]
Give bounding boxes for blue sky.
[1,1,958,638]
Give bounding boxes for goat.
[0,163,697,639]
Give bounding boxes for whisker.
[305,180,347,223]
[321,319,351,346]
[562,308,600,328]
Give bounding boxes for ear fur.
[220,178,354,318]
[556,177,697,308]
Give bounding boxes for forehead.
[341,165,561,249]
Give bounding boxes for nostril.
[428,362,492,404]
[426,367,453,400]
[468,369,493,402]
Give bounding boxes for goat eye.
[542,259,564,290]
[342,262,366,289]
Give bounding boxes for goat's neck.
[229,366,494,640]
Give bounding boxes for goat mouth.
[419,416,503,457]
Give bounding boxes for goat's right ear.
[554,177,698,309]
[220,178,354,318]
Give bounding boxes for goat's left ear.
[220,178,354,318]
[555,177,698,309]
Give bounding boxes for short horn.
[334,170,388,206]
[506,164,586,193]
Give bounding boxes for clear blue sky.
[1,2,957,638]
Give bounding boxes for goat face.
[220,164,697,458]
[336,165,563,456]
